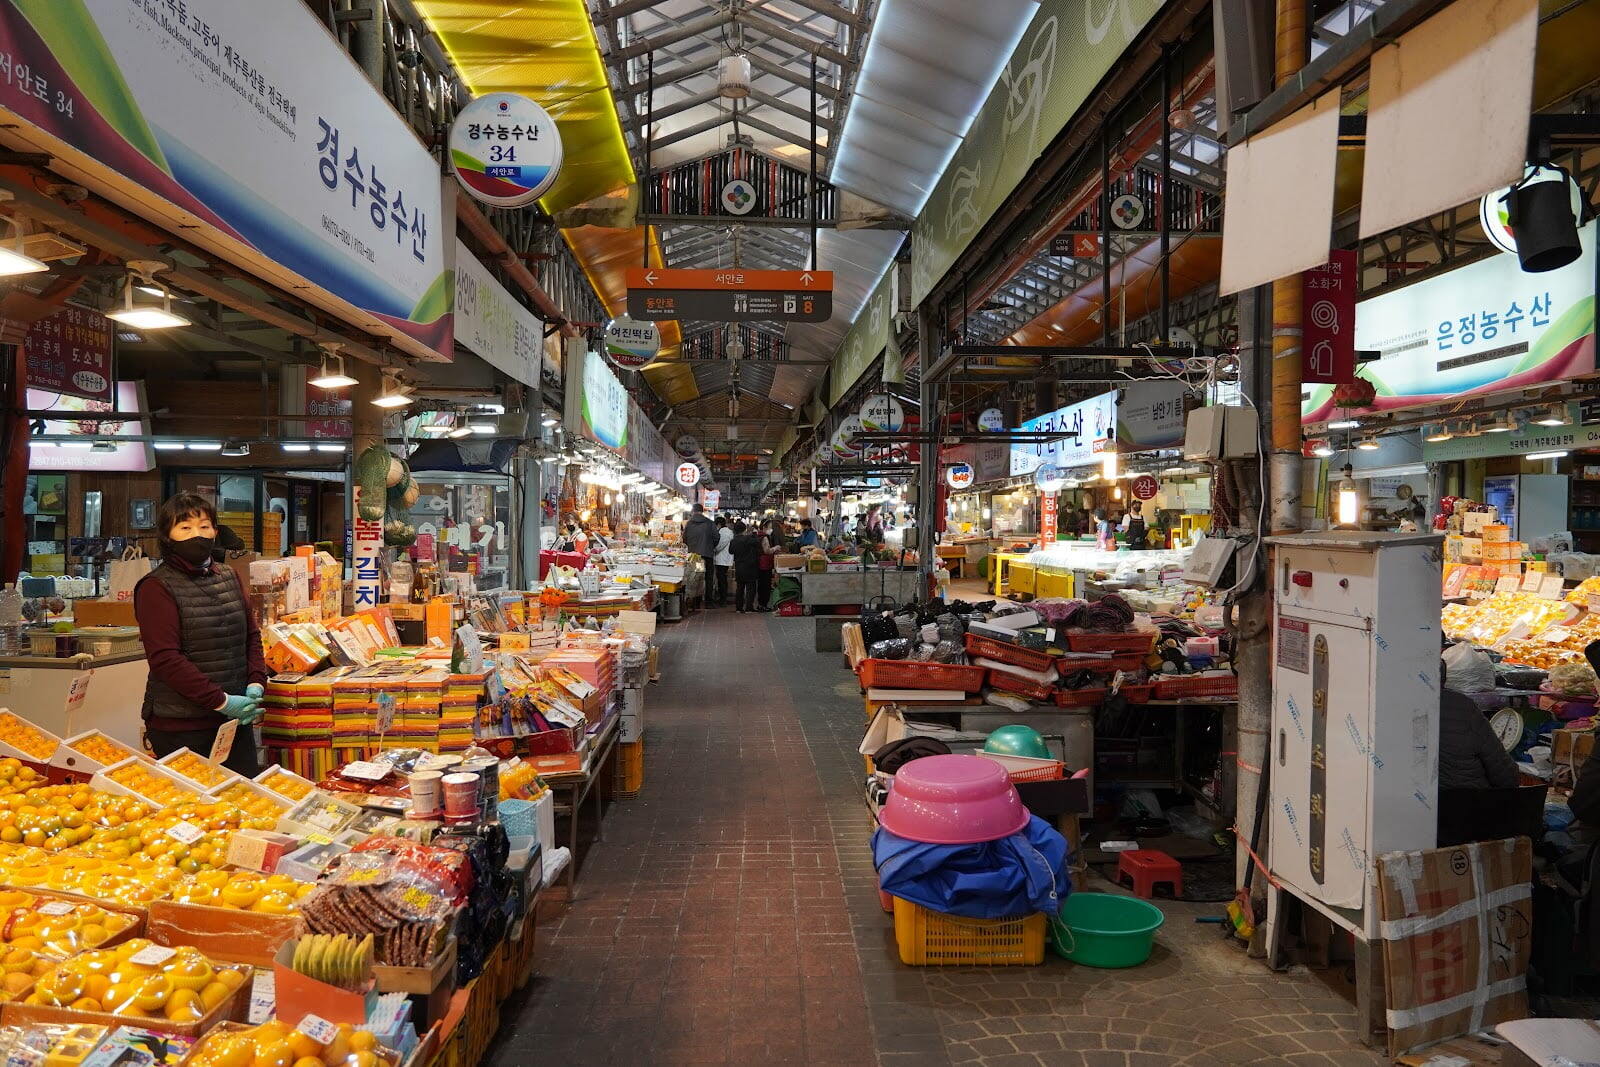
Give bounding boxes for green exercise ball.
[983,725,1050,759]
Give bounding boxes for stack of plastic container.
[875,754,1069,965]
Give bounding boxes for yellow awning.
[414,0,634,213]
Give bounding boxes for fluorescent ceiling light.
[1483,416,1515,433]
[1423,425,1453,443]
[282,443,313,452]
[1327,419,1360,430]
[309,350,358,389]
[315,442,347,453]
[0,240,47,277]
[107,305,189,330]
[187,441,222,452]
[371,370,411,408]
[1310,444,1334,457]
[55,440,92,450]
[541,416,559,427]
[448,425,472,439]
[468,419,497,435]
[1355,436,1380,451]
[152,441,186,451]
[1525,450,1569,461]
[1533,404,1570,427]
[220,441,251,457]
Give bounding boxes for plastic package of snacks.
[24,938,248,1022]
[187,1018,399,1067]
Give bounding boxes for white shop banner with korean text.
[0,0,451,359]
[454,240,543,386]
[1011,391,1117,476]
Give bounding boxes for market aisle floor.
[492,608,1386,1066]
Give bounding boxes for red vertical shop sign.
[1301,250,1357,385]
[23,306,114,403]
[1039,492,1058,548]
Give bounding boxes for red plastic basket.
[1053,687,1108,708]
[1066,631,1158,654]
[986,668,1056,702]
[858,659,987,693]
[1005,761,1066,782]
[963,633,1056,673]
[1114,683,1155,703]
[1152,674,1239,700]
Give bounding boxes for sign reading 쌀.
[676,462,701,488]
[0,0,451,360]
[449,92,563,208]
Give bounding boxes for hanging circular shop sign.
[945,463,975,490]
[1131,474,1159,501]
[977,407,1005,432]
[859,395,904,433]
[1109,193,1146,230]
[603,316,660,370]
[720,179,757,216]
[675,434,700,454]
[675,462,701,488]
[1479,163,1583,256]
[449,92,564,208]
[1033,463,1065,492]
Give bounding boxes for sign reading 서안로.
[0,0,451,360]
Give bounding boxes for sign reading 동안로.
[1011,391,1117,476]
[0,0,451,361]
[1304,219,1597,420]
[23,305,114,403]
[454,240,542,387]
[449,92,562,208]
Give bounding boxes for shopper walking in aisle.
[683,504,718,606]
[133,493,267,777]
[756,519,779,612]
[729,521,763,613]
[712,515,734,606]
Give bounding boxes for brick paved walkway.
[492,607,1385,1066]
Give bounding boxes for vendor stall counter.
[800,569,922,609]
[0,649,148,747]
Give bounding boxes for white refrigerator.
[1482,474,1568,541]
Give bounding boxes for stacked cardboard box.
[261,672,336,747]
[543,646,616,713]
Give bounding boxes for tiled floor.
[491,606,1385,1065]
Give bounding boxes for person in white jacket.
[711,516,734,606]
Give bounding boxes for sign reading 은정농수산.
[449,92,562,208]
[23,305,114,403]
[1304,219,1597,420]
[0,0,451,360]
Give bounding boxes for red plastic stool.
[1117,849,1183,899]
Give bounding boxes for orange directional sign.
[625,267,834,322]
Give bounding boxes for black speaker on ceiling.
[1506,172,1583,273]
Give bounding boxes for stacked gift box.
[402,669,449,752]
[442,672,486,751]
[543,646,616,711]
[261,671,336,747]
[332,667,378,749]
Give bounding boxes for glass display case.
[407,473,517,591]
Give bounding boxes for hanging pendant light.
[309,344,358,389]
[718,54,752,99]
[1336,464,1361,528]
[107,262,188,329]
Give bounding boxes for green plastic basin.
[1049,892,1165,967]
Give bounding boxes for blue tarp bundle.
[871,815,1072,919]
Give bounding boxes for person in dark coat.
[1438,659,1519,790]
[729,521,763,613]
[682,504,719,605]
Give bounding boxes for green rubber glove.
[245,683,264,701]
[217,693,260,724]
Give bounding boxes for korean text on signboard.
[1301,250,1357,385]
[1010,391,1117,476]
[351,486,383,609]
[23,305,113,403]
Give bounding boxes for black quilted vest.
[139,561,249,722]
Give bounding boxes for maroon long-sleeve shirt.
[133,556,268,731]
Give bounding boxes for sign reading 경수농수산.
[0,0,451,359]
[1304,219,1597,421]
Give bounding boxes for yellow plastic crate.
[614,740,644,796]
[892,897,1046,966]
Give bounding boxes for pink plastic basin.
[878,753,1030,844]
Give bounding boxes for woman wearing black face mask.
[132,493,267,776]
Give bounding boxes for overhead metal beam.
[617,11,735,60]
[606,0,672,17]
[620,54,720,97]
[781,0,866,29]
[648,110,733,151]
[734,112,831,159]
[646,87,722,123]
[746,87,823,128]
[746,52,841,99]
[738,11,849,68]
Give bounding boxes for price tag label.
[499,632,530,653]
[248,970,275,1024]
[342,761,390,781]
[166,821,203,845]
[1494,575,1521,594]
[210,718,239,763]
[401,886,436,913]
[36,901,75,916]
[305,832,334,846]
[128,944,177,967]
[297,1015,340,1046]
[375,692,396,735]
